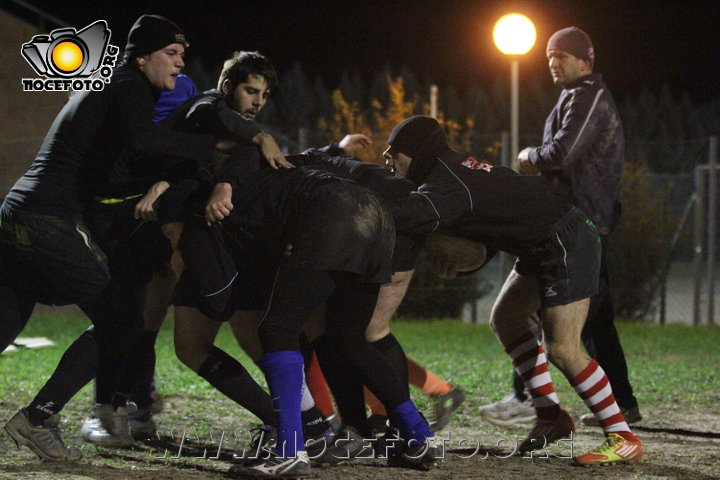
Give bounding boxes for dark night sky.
[10,0,720,103]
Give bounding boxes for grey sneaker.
[233,450,310,478]
[4,409,82,460]
[84,403,135,447]
[431,386,466,431]
[580,405,643,427]
[128,404,157,439]
[479,393,536,426]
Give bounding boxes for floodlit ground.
[1,315,718,479]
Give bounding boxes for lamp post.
[493,13,536,170]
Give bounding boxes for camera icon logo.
[21,20,119,92]
[22,20,110,78]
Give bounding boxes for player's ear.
[221,79,232,96]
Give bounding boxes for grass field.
[1,312,719,479]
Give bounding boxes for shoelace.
[248,426,276,456]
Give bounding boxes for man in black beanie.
[0,13,225,458]
[301,115,643,465]
[2,12,295,458]
[490,25,642,439]
[0,12,284,459]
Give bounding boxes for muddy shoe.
[311,425,373,466]
[129,404,157,440]
[235,425,276,466]
[85,403,135,447]
[232,450,310,478]
[519,409,575,453]
[387,435,441,471]
[431,386,466,431]
[479,393,535,427]
[368,413,389,436]
[4,408,82,460]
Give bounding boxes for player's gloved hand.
[339,133,372,156]
[253,132,294,169]
[205,182,234,225]
[135,181,170,221]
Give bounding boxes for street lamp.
[493,13,536,170]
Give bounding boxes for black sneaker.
[430,386,466,431]
[387,435,441,471]
[236,425,276,465]
[374,425,404,459]
[310,425,373,466]
[304,425,334,459]
[368,413,389,436]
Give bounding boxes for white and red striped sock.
[572,359,637,440]
[504,331,561,420]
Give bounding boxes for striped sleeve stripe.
[437,158,474,211]
[566,88,604,162]
[203,272,239,297]
[412,192,441,231]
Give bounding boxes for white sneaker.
[83,404,135,447]
[234,450,310,477]
[479,394,535,426]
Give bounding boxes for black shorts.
[173,262,276,316]
[282,182,394,284]
[0,206,111,306]
[514,207,600,308]
[172,222,278,320]
[84,199,172,288]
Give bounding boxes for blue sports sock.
[259,350,305,457]
[389,399,434,444]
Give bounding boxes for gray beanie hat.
[547,27,594,67]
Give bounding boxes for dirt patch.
[1,400,718,480]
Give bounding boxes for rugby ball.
[423,232,487,273]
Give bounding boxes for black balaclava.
[387,116,450,183]
[124,14,188,62]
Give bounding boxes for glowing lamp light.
[52,41,84,73]
[493,13,536,55]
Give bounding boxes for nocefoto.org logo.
[21,20,119,92]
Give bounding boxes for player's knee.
[174,337,205,372]
[258,322,300,353]
[365,322,390,342]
